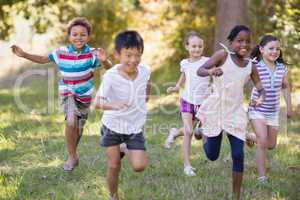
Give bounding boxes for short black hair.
[114,30,144,53]
[67,17,92,35]
[227,25,250,42]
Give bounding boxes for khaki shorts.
[61,96,90,134]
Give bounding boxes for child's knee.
[184,128,193,137]
[132,163,147,172]
[232,151,244,162]
[107,160,121,171]
[257,138,269,148]
[206,152,219,161]
[268,142,277,150]
[232,151,244,172]
[66,116,77,128]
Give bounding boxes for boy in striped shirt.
[11,17,112,171]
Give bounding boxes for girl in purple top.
[248,35,293,183]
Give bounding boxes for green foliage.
[0,0,79,40]
[250,0,300,67]
[163,0,217,60]
[79,0,134,49]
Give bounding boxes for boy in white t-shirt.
[94,30,150,200]
[165,31,210,176]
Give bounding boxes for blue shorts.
[100,125,146,150]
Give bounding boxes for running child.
[196,25,265,200]
[248,35,293,183]
[165,31,210,176]
[94,30,150,200]
[11,17,112,171]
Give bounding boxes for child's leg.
[267,126,278,149]
[173,127,184,138]
[203,133,222,161]
[126,133,148,172]
[127,150,148,172]
[105,145,122,199]
[251,119,268,178]
[227,134,244,200]
[64,112,79,164]
[164,127,184,149]
[181,112,194,167]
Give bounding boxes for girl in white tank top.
[196,25,265,200]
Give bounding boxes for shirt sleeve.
[180,59,186,72]
[96,73,111,100]
[90,49,101,69]
[48,49,59,64]
[92,56,101,69]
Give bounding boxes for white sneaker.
[184,165,196,177]
[164,128,177,149]
[257,176,267,184]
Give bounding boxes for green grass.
[0,74,299,200]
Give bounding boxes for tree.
[214,0,248,50]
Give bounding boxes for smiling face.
[185,36,204,59]
[68,25,90,51]
[230,30,251,57]
[260,40,281,63]
[116,47,142,70]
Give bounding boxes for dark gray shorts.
[100,125,146,150]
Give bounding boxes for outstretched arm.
[96,48,112,69]
[197,50,226,77]
[250,64,266,106]
[11,45,50,64]
[282,75,293,118]
[166,72,185,93]
[93,96,130,110]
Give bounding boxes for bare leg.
[251,119,268,178]
[106,145,122,200]
[181,113,194,168]
[64,113,79,170]
[267,126,278,149]
[232,171,243,200]
[127,150,148,172]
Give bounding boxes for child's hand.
[96,48,108,62]
[208,67,223,76]
[11,45,25,57]
[166,86,179,93]
[113,102,131,110]
[250,97,263,107]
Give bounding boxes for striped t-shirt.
[248,60,287,115]
[48,44,100,103]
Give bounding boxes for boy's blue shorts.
[100,125,146,150]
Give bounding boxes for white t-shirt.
[96,64,151,134]
[180,57,211,105]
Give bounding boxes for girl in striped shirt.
[248,35,293,183]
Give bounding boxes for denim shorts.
[100,125,146,150]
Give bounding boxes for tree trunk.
[214,0,248,50]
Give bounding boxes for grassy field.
[0,68,300,200]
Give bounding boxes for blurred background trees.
[1,0,299,87]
